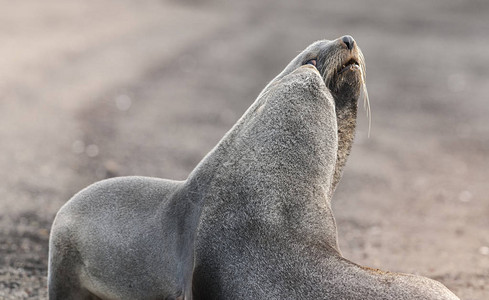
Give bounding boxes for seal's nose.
[341,35,355,50]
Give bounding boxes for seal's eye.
[305,59,317,67]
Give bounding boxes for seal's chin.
[321,54,363,96]
[329,63,363,99]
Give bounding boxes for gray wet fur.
[48,37,459,299]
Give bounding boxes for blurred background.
[1,0,488,298]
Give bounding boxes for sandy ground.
[1,0,488,299]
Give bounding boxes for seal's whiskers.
[358,50,371,138]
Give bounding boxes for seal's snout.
[341,35,355,51]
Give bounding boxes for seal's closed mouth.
[338,58,360,74]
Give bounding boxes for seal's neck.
[188,68,340,249]
[332,96,357,191]
[260,59,358,194]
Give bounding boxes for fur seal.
[48,36,459,300]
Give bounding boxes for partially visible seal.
[48,36,459,300]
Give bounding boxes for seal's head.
[273,35,369,118]
[268,35,370,131]
[313,36,367,106]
